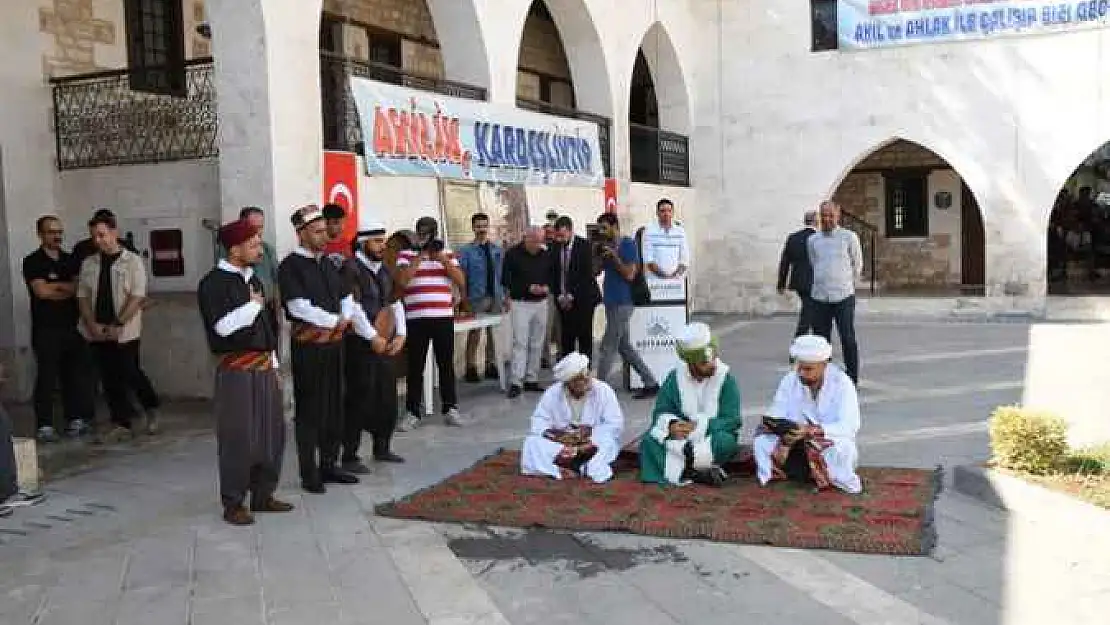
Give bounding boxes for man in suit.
[551,216,601,361]
[777,210,818,337]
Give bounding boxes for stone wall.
[831,144,968,289]
[39,0,209,78]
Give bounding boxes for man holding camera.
[594,213,659,400]
[395,216,467,430]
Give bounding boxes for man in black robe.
[340,222,408,473]
[278,205,360,493]
[197,219,293,526]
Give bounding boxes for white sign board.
[627,305,688,390]
[645,274,687,303]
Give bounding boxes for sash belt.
[218,351,273,372]
[291,322,346,344]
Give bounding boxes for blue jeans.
[812,295,859,383]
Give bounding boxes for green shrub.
[1062,444,1110,475]
[988,406,1068,475]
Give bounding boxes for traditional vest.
[359,261,391,318]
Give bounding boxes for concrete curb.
[952,464,1110,527]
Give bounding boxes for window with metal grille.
[884,172,929,238]
[811,0,838,51]
[124,0,186,96]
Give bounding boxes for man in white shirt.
[806,201,863,384]
[642,199,690,279]
[520,352,624,483]
[753,334,862,494]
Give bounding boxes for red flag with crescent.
[323,150,359,257]
[604,178,618,213]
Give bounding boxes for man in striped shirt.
[396,216,467,430]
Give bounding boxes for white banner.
[349,77,604,187]
[627,305,688,390]
[838,0,1110,50]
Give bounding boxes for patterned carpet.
[376,448,942,556]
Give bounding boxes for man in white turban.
[519,352,624,482]
[753,334,862,494]
[639,322,741,487]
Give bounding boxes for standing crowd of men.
[2,197,696,523]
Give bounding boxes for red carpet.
[375,448,942,556]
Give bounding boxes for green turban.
[675,322,718,364]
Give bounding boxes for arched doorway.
[514,0,614,175]
[319,0,489,153]
[628,22,691,187]
[1047,142,1110,295]
[830,139,986,295]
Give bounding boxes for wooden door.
[961,182,986,288]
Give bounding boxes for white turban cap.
[676,322,717,364]
[790,334,833,363]
[554,352,590,382]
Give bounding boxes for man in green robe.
[640,322,741,487]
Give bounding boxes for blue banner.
[838,0,1110,50]
[349,77,604,187]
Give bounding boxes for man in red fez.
[197,219,293,525]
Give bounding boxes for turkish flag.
[604,178,618,213]
[323,150,359,257]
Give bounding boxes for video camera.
[586,224,612,259]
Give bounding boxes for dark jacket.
[777,227,815,296]
[553,236,601,309]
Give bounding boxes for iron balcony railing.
[320,51,487,154]
[839,209,879,295]
[629,123,690,187]
[50,58,217,170]
[516,98,612,178]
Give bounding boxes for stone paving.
[2,317,1109,625]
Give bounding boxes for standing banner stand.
[625,274,689,390]
[621,225,691,391]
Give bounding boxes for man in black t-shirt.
[22,215,95,442]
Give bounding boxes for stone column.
[206,0,324,256]
[0,2,61,400]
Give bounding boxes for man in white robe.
[520,352,624,482]
[753,334,862,494]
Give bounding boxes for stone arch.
[1045,140,1110,295]
[512,0,614,118]
[320,0,490,90]
[628,21,691,135]
[828,138,988,295]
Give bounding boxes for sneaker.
[396,412,421,432]
[443,407,465,427]
[66,419,91,438]
[4,490,46,508]
[36,426,59,444]
[144,410,160,435]
[101,426,133,444]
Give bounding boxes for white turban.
[790,334,833,363]
[675,322,717,363]
[554,352,590,382]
